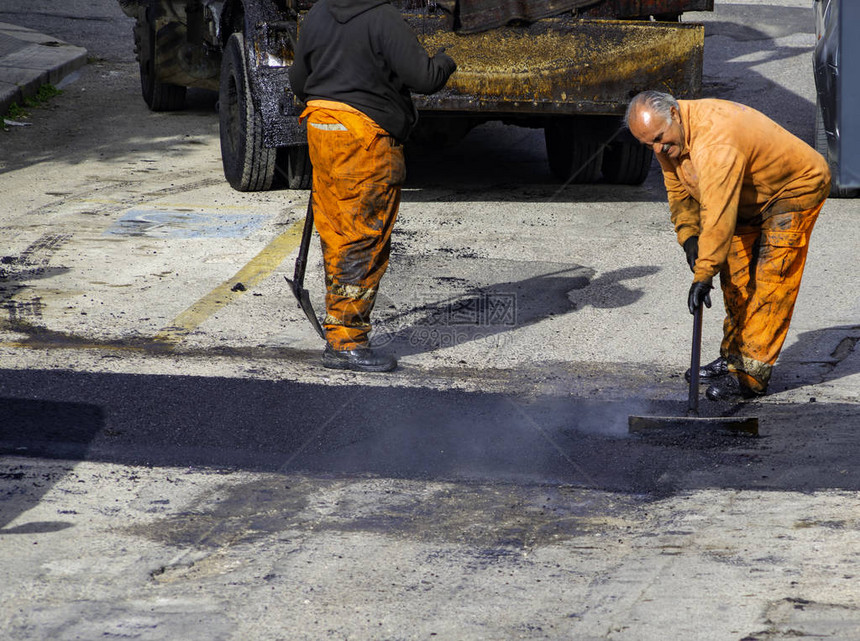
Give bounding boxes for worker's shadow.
[769,325,860,394]
[374,265,659,357]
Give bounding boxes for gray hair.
[624,91,679,129]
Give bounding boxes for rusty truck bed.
[406,15,704,115]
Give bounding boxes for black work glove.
[682,236,698,272]
[687,281,712,314]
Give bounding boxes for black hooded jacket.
[288,0,456,142]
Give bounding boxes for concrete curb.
[0,22,88,118]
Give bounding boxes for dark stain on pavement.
[124,476,640,551]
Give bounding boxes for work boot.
[322,344,397,373]
[685,356,729,382]
[705,375,762,401]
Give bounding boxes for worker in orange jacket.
[626,91,830,400]
[289,0,456,372]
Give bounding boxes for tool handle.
[687,303,703,417]
[293,196,314,287]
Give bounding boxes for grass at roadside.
[3,84,63,128]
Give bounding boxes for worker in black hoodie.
[288,0,456,372]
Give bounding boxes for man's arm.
[669,190,702,246]
[376,5,456,95]
[288,39,310,102]
[693,144,746,282]
[656,154,702,246]
[288,58,309,103]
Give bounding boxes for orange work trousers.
[719,199,825,392]
[302,101,405,351]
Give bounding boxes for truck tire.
[814,98,858,198]
[219,32,276,192]
[602,140,653,185]
[544,120,603,183]
[135,18,186,112]
[277,145,312,190]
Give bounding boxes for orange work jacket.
[655,99,830,282]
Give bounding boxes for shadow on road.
[401,122,669,204]
[0,396,103,531]
[1,367,858,531]
[697,6,816,139]
[770,324,860,394]
[375,264,659,357]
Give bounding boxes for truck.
[117,0,712,192]
[813,0,859,197]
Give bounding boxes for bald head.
[624,91,678,130]
[625,91,685,159]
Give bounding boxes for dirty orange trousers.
[719,200,825,392]
[302,101,405,351]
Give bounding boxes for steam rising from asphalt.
[280,388,656,486]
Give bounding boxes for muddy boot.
[685,356,729,382]
[322,344,397,373]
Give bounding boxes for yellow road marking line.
[154,218,306,346]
